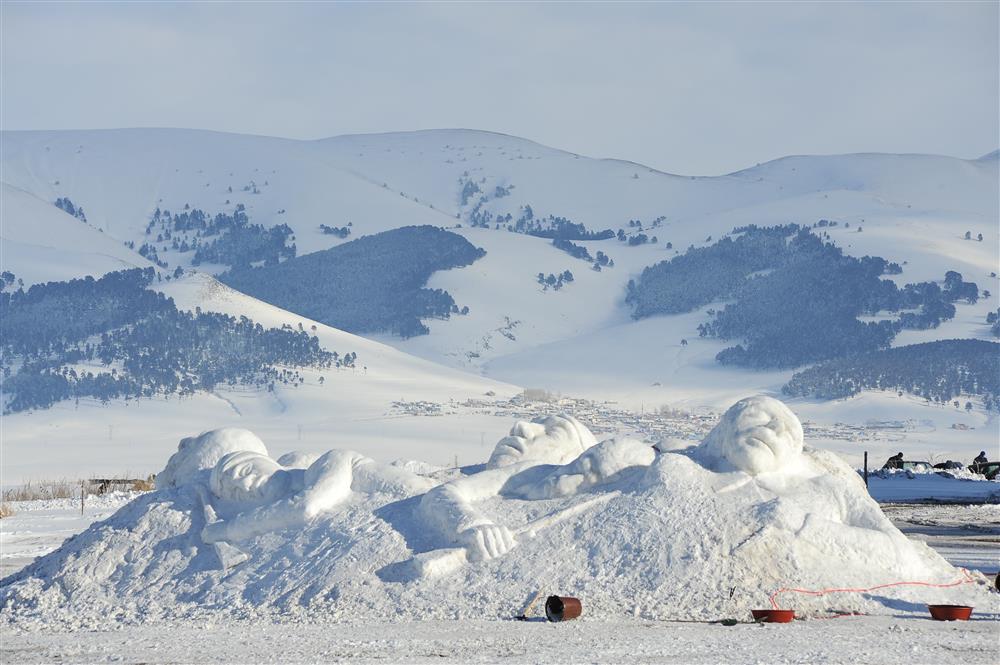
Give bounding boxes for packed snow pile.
[2,397,994,626]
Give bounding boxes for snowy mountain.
[1,128,997,481]
[0,183,518,482]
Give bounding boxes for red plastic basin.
[928,605,973,621]
[751,609,795,623]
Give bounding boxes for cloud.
[2,1,996,174]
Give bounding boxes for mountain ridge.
[3,126,993,178]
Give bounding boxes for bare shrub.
[2,479,78,502]
[3,474,155,502]
[0,503,14,519]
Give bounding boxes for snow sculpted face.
[156,428,269,489]
[697,396,804,475]
[487,414,598,468]
[210,451,292,506]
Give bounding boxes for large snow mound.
[2,397,994,626]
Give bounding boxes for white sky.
[2,2,997,175]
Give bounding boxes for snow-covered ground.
[3,614,998,665]
[867,469,1000,504]
[0,182,155,285]
[0,492,135,578]
[884,504,1000,576]
[3,401,998,664]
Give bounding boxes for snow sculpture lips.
[696,396,804,475]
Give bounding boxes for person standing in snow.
[884,452,904,469]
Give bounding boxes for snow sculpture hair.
[696,396,804,475]
[487,414,598,468]
[156,428,269,489]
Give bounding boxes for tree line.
[1,269,348,413]
[220,226,483,338]
[782,339,999,411]
[626,224,980,369]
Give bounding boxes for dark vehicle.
[882,459,931,471]
[932,461,964,471]
[968,461,1000,480]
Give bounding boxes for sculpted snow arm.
[414,413,603,562]
[201,495,305,543]
[416,465,524,560]
[300,449,372,518]
[520,437,657,500]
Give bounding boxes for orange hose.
[769,568,977,613]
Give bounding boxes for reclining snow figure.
[682,395,943,580]
[417,414,655,563]
[158,427,432,546]
[413,399,804,567]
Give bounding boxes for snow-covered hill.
[0,183,154,284]
[1,128,997,477]
[1,268,520,483]
[0,129,450,257]
[0,179,519,483]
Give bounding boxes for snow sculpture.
[686,396,933,573]
[155,428,433,547]
[4,398,994,623]
[276,450,321,469]
[156,428,268,489]
[203,447,434,544]
[487,414,599,468]
[695,395,803,475]
[417,415,655,562]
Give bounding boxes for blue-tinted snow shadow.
[865,594,928,614]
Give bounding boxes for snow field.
[3,615,999,665]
